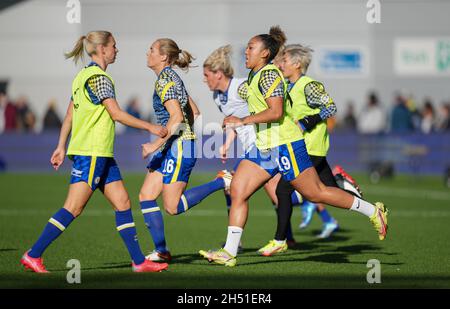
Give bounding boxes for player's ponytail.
[158,38,195,72]
[175,49,195,71]
[65,31,112,64]
[203,44,234,78]
[256,25,287,64]
[269,26,287,48]
[65,35,86,64]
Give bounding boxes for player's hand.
[142,142,159,159]
[223,116,244,129]
[149,124,168,138]
[219,144,228,164]
[50,147,65,171]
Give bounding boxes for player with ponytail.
[21,31,168,273]
[138,38,208,262]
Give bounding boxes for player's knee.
[230,180,245,198]
[164,206,178,216]
[230,188,244,204]
[304,188,328,204]
[64,205,83,218]
[306,195,321,204]
[115,196,131,212]
[139,190,154,202]
[300,188,320,203]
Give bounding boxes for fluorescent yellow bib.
[247,64,303,149]
[67,66,115,158]
[286,75,329,156]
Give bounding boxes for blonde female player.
[139,38,222,262]
[20,31,168,273]
[200,26,388,267]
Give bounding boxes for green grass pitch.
[1,172,449,288]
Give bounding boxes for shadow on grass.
[304,228,352,241]
[51,262,131,272]
[0,248,18,253]
[45,238,400,273]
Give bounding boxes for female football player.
[258,44,365,256]
[200,26,388,267]
[138,38,225,262]
[202,44,300,247]
[21,31,169,273]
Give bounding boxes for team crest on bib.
[320,94,330,104]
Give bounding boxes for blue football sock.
[176,178,225,214]
[318,208,333,223]
[115,209,145,265]
[291,191,302,206]
[29,208,75,258]
[140,200,168,253]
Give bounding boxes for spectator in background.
[2,92,17,132]
[421,99,435,134]
[357,92,386,134]
[390,93,413,133]
[125,97,142,133]
[435,103,450,132]
[405,94,421,131]
[0,92,6,133]
[43,99,62,131]
[15,96,36,133]
[339,101,357,131]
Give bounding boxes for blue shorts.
[147,138,197,184]
[70,155,122,191]
[232,144,256,172]
[243,139,313,182]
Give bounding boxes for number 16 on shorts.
[162,159,175,174]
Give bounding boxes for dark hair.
[256,25,287,63]
[369,92,379,105]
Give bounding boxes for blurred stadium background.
[0,0,450,288]
[1,0,449,178]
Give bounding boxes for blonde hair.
[65,31,112,64]
[203,45,234,78]
[284,44,314,74]
[157,38,195,71]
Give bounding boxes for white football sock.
[350,197,376,217]
[223,226,243,257]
